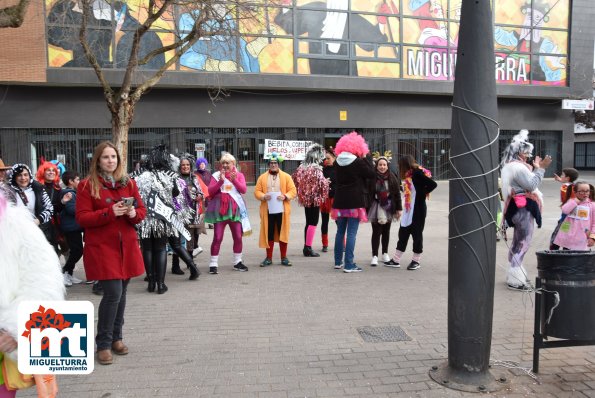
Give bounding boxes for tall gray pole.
[429,0,506,392]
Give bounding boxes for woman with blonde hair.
[204,153,250,274]
[76,141,146,365]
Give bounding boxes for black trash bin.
[536,250,595,340]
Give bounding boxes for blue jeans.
[334,217,360,267]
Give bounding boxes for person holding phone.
[76,141,146,365]
[204,153,250,274]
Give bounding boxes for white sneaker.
[192,246,204,257]
[63,273,73,287]
[382,253,390,263]
[69,274,83,284]
[370,256,378,266]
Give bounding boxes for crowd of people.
[2,128,595,384]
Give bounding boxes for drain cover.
[357,326,412,342]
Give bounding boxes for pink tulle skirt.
[330,208,368,222]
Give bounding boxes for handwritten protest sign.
[264,139,313,161]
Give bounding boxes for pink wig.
[334,132,369,157]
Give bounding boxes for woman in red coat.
[76,141,146,366]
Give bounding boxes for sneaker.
[84,280,96,285]
[382,253,391,263]
[343,265,363,273]
[260,258,273,267]
[507,283,532,292]
[334,264,343,269]
[234,262,248,272]
[384,259,400,268]
[322,246,328,252]
[63,273,73,287]
[209,266,218,274]
[69,274,83,284]
[192,246,204,257]
[370,256,378,266]
[407,261,420,270]
[281,257,292,266]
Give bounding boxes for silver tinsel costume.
[132,169,192,239]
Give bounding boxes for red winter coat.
[76,177,146,280]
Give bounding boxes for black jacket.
[332,155,376,209]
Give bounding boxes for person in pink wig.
[331,132,376,272]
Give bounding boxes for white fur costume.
[500,130,545,289]
[0,196,65,360]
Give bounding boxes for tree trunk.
[111,100,135,171]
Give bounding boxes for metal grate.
[357,326,412,343]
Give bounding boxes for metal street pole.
[429,0,506,392]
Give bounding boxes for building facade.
[1,0,594,179]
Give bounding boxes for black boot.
[176,243,200,281]
[141,239,156,292]
[303,245,320,257]
[155,247,168,294]
[171,255,185,275]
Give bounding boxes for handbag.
[1,355,34,391]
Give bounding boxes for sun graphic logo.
[18,301,94,374]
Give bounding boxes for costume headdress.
[9,163,33,190]
[267,152,284,163]
[372,150,393,163]
[304,143,324,165]
[145,144,171,171]
[36,161,61,187]
[334,132,369,157]
[176,153,196,172]
[195,157,209,170]
[500,129,534,167]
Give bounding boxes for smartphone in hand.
[121,197,134,207]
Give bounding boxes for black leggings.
[268,213,283,241]
[141,236,168,281]
[371,222,392,256]
[304,206,320,240]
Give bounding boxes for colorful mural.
[44,0,569,85]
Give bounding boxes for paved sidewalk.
[20,174,595,397]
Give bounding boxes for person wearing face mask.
[76,141,146,365]
[7,164,54,244]
[367,154,402,267]
[254,153,297,267]
[204,153,250,274]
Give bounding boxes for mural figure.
[494,0,566,83]
[113,2,166,70]
[274,0,390,76]
[47,0,113,67]
[179,4,268,72]
[409,0,458,47]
